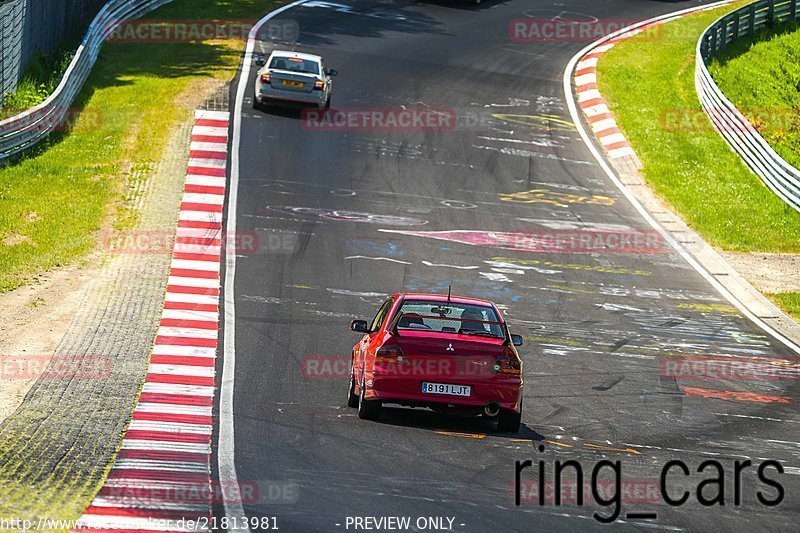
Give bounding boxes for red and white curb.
[573,5,738,161]
[77,110,229,532]
[574,23,679,160]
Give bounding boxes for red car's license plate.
[422,382,471,397]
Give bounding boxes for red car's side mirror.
[350,320,369,333]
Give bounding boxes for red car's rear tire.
[347,360,359,408]
[357,378,381,420]
[497,406,521,433]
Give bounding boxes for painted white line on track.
[186,175,228,186]
[148,364,216,377]
[220,2,311,531]
[182,192,226,205]
[142,382,216,396]
[166,276,220,289]
[151,344,219,358]
[188,158,228,169]
[136,403,214,416]
[162,309,220,321]
[179,210,223,223]
[111,458,210,473]
[172,243,222,256]
[157,326,219,340]
[121,440,212,453]
[192,126,229,137]
[91,498,210,512]
[171,259,222,272]
[128,420,213,435]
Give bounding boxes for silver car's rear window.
[269,56,320,75]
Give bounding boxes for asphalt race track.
[220,1,800,531]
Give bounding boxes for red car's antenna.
[447,285,451,303]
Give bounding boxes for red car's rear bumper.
[365,373,523,412]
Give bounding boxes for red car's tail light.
[494,348,522,376]
[313,80,325,91]
[375,345,404,363]
[260,73,271,84]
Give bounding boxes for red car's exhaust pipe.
[484,402,500,417]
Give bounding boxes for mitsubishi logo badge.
[446,343,454,351]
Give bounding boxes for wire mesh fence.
[0,0,106,102]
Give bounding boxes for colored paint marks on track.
[491,113,576,132]
[500,188,616,207]
[681,386,791,404]
[77,110,229,532]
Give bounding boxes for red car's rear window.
[395,301,504,337]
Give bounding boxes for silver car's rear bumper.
[256,83,326,107]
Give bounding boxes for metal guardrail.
[0,0,173,161]
[696,0,800,213]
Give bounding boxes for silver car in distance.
[253,50,336,110]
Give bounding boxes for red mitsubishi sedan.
[347,293,524,432]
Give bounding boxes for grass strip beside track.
[597,1,800,254]
[0,0,281,292]
[766,292,800,323]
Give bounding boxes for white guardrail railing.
[0,0,174,162]
[696,0,800,213]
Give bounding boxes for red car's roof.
[391,292,495,307]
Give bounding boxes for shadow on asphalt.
[418,0,509,11]
[374,405,546,442]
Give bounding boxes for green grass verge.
[0,0,284,524]
[597,1,800,253]
[0,0,282,293]
[710,21,800,170]
[766,292,800,323]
